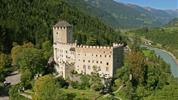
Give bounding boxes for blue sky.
[114,0,178,10]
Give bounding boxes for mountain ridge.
[66,0,178,29]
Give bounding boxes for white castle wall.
[53,21,124,79]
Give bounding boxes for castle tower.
[53,20,73,44]
[53,21,75,79]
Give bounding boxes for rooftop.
[54,20,72,27]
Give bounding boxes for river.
[144,46,178,77]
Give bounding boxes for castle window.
[85,54,86,56]
[100,55,102,57]
[83,65,86,69]
[66,51,68,53]
[105,55,107,57]
[78,59,80,61]
[88,60,90,63]
[106,62,109,65]
[88,66,91,70]
[83,60,85,62]
[56,32,58,34]
[109,55,111,57]
[98,66,101,71]
[92,54,93,56]
[92,60,94,63]
[96,61,98,63]
[100,61,102,64]
[104,51,105,53]
[78,53,80,55]
[96,55,98,57]
[106,67,109,71]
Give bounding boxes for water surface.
[146,47,178,77]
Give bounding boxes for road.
[0,71,21,100]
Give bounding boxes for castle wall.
[53,43,76,78]
[53,21,124,79]
[113,47,124,75]
[75,45,114,78]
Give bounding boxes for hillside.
[0,0,122,53]
[66,0,178,29]
[132,18,178,58]
[166,18,178,27]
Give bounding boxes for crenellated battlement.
[54,42,77,47]
[112,43,124,48]
[76,45,112,49]
[76,43,123,49]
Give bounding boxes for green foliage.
[145,79,178,100]
[166,17,178,27]
[41,41,52,60]
[0,0,119,53]
[71,81,79,89]
[33,75,76,100]
[90,74,103,91]
[11,43,47,87]
[112,79,122,91]
[11,42,34,66]
[0,52,11,81]
[17,48,46,76]
[79,75,90,89]
[56,77,69,88]
[113,48,176,99]
[33,75,60,100]
[133,27,178,58]
[9,84,30,100]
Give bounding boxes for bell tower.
[53,21,73,44]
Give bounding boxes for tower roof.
[54,20,72,27]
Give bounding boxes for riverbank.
[160,49,178,66]
[141,45,178,77]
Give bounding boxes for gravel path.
[0,71,21,100]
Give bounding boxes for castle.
[53,21,124,79]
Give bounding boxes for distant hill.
[166,18,178,27]
[66,0,178,29]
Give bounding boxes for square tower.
[53,21,73,44]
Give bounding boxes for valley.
[0,0,178,100]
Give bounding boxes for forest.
[0,0,124,54]
[0,0,178,100]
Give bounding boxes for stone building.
[53,21,124,79]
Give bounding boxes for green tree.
[86,37,97,46]
[128,50,146,86]
[33,75,75,100]
[0,52,11,81]
[16,47,46,86]
[9,84,30,100]
[41,41,52,60]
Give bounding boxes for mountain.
[66,0,178,29]
[166,18,178,27]
[0,0,120,53]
